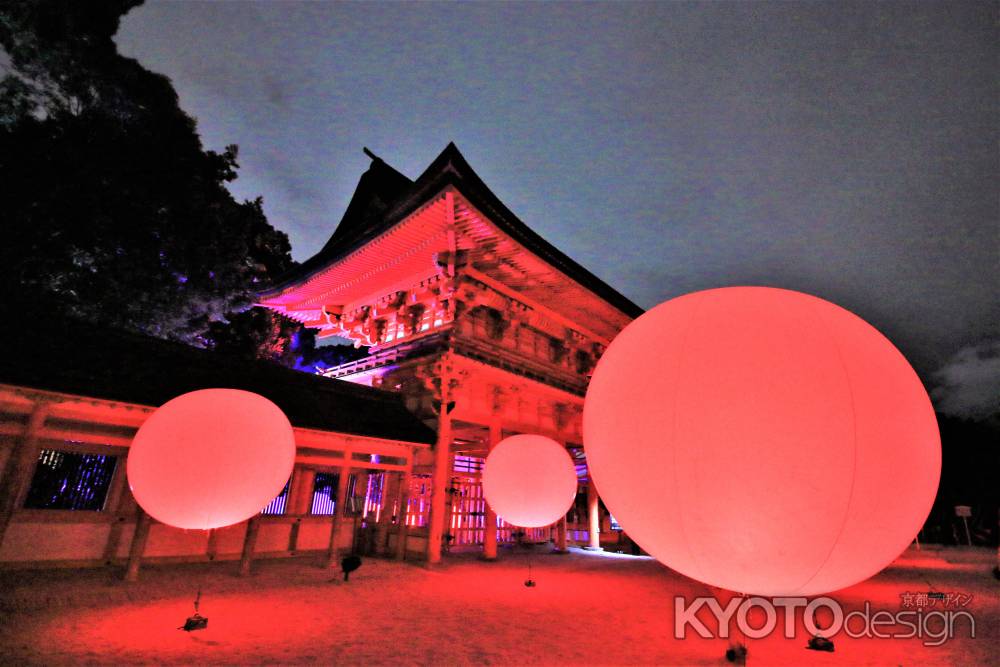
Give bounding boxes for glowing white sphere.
[482,434,578,528]
[128,389,295,530]
[584,287,940,596]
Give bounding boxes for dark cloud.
[932,341,1000,421]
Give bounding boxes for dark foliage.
[921,414,999,547]
[0,0,296,355]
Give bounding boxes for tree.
[0,0,296,355]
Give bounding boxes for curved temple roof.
[261,143,644,321]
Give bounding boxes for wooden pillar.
[553,437,569,554]
[285,467,303,514]
[206,528,219,561]
[102,465,134,565]
[354,469,371,553]
[482,421,501,560]
[103,514,128,566]
[324,464,352,567]
[395,468,412,561]
[286,468,312,553]
[427,374,453,564]
[124,508,151,582]
[0,401,48,550]
[293,468,316,515]
[586,476,602,550]
[239,515,261,577]
[556,516,568,553]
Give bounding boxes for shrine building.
[259,143,644,563]
[0,144,643,575]
[0,318,435,575]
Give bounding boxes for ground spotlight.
[807,635,835,652]
[724,643,747,664]
[341,554,362,581]
[179,589,208,632]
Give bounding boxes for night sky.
[116,2,998,413]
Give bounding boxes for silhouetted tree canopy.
[0,0,297,355]
[922,414,999,547]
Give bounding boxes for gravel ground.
[0,545,995,665]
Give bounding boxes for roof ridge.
[261,143,644,319]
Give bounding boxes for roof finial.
[363,146,380,162]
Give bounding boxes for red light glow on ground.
[0,548,994,665]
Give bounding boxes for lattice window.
[497,517,549,544]
[453,455,484,474]
[363,472,385,521]
[569,446,588,482]
[404,475,432,527]
[450,478,477,545]
[23,448,118,511]
[310,472,358,515]
[261,479,291,515]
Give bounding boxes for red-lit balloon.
[584,287,940,596]
[482,434,578,528]
[127,389,295,530]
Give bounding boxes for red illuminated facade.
[260,144,644,562]
[0,320,435,574]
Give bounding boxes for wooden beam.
[324,465,352,567]
[101,467,133,565]
[464,267,612,345]
[124,509,151,582]
[556,516,568,553]
[206,528,219,562]
[395,468,412,561]
[585,477,602,551]
[482,420,501,561]
[426,368,453,564]
[38,428,134,448]
[0,401,49,550]
[103,515,127,565]
[239,516,261,577]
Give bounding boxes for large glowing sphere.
[584,287,940,596]
[482,434,578,528]
[128,389,295,530]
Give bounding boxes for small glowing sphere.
[482,434,578,528]
[584,287,940,596]
[127,389,295,530]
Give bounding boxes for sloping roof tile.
[263,143,644,319]
[0,319,436,444]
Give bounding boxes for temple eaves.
[261,143,643,322]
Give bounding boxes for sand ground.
[0,545,995,666]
